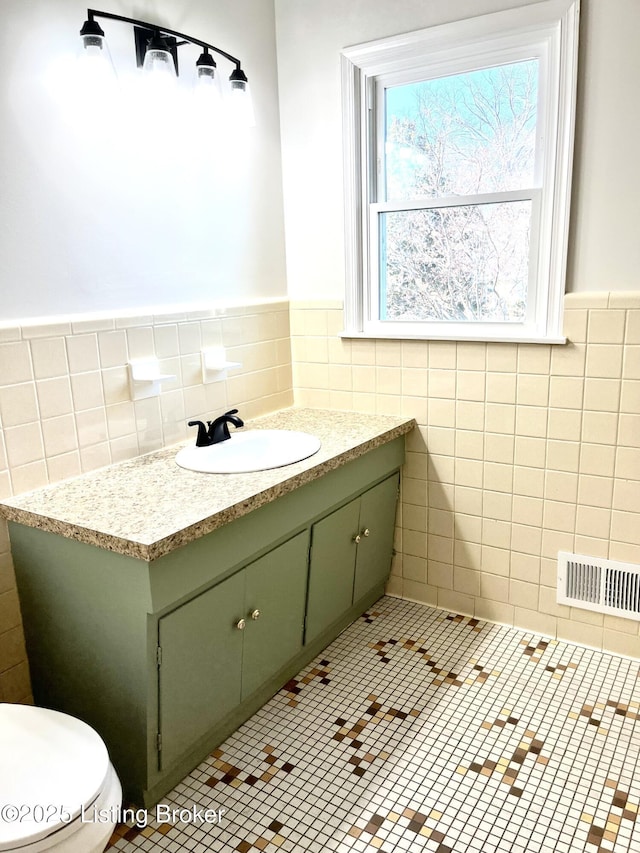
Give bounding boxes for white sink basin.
[175,429,322,474]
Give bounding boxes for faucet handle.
[188,420,211,447]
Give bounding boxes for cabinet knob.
[250,609,261,620]
[353,534,361,544]
[362,528,370,537]
[236,618,246,630]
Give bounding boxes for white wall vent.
[558,551,640,621]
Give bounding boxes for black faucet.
[188,409,244,447]
[209,409,244,443]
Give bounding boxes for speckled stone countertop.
[0,408,414,561]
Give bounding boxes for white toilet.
[0,704,122,853]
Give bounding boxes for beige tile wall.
[2,290,639,701]
[0,300,293,703]
[291,292,640,658]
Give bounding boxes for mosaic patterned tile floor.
[108,597,640,852]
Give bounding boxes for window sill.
[340,331,567,345]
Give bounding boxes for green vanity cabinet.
[305,499,361,643]
[353,473,400,603]
[8,436,405,806]
[240,531,309,699]
[158,569,244,773]
[158,531,309,771]
[305,473,399,643]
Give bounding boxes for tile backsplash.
[290,292,640,657]
[0,300,293,703]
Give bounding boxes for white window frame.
[341,0,580,343]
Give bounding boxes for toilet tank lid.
[0,704,112,850]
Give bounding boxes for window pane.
[385,60,538,200]
[379,200,531,323]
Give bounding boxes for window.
[341,0,580,342]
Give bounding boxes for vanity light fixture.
[79,9,254,124]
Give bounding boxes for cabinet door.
[353,474,399,603]
[241,531,309,700]
[305,498,361,644]
[158,570,244,770]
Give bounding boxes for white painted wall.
[274,0,640,298]
[569,0,640,292]
[0,0,287,321]
[3,1,637,320]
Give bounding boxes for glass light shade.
[194,59,223,119]
[227,77,255,128]
[77,32,117,92]
[197,65,215,83]
[81,32,105,53]
[142,47,177,78]
[141,41,177,108]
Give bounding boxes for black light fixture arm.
[84,8,243,70]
